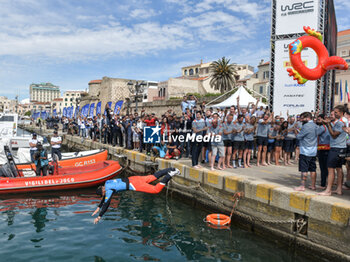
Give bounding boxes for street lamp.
[127,80,146,113]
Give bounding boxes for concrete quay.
[21,125,350,261]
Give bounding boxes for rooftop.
[89,80,102,84]
[338,29,350,37]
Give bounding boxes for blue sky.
[0,0,349,101]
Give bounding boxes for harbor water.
[0,185,313,262]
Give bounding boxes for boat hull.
[16,149,108,170]
[0,160,122,194]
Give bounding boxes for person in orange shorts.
[92,168,180,223]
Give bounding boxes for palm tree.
[209,57,238,93]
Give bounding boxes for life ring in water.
[205,213,231,226]
[287,26,348,84]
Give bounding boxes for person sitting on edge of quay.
[294,112,318,192]
[92,168,180,224]
[318,105,347,196]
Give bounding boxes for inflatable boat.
[16,149,108,170]
[0,160,122,194]
[15,148,106,164]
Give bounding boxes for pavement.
[177,156,350,204]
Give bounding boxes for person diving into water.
[92,168,180,224]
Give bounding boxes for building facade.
[62,91,85,108]
[30,82,60,102]
[246,60,270,99]
[51,98,63,115]
[334,29,350,105]
[0,96,16,113]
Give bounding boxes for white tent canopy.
[210,86,267,108]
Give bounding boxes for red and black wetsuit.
[98,168,177,218]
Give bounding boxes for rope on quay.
[168,179,307,233]
[121,165,307,233]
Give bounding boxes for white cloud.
[194,0,270,18]
[130,8,159,19]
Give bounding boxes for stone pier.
[21,125,350,261]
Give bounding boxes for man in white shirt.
[51,130,62,160]
[29,133,38,162]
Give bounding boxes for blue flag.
[63,107,67,117]
[69,106,74,119]
[81,104,89,117]
[96,101,101,116]
[53,109,57,117]
[114,100,124,115]
[74,106,79,118]
[340,79,343,102]
[89,103,95,117]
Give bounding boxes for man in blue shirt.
[209,119,224,170]
[223,114,234,168]
[181,96,189,113]
[316,114,330,188]
[92,168,180,224]
[256,113,273,166]
[232,115,245,168]
[319,105,347,196]
[294,112,318,191]
[192,111,208,168]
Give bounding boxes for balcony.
[153,96,165,101]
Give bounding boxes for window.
[263,71,269,79]
[0,116,14,121]
[189,69,194,75]
[259,86,264,94]
[206,68,209,74]
[184,70,187,75]
[341,50,349,57]
[335,82,339,95]
[195,68,198,74]
[65,98,68,101]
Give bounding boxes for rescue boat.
[16,149,108,170]
[0,160,122,194]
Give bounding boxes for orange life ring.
[205,213,231,226]
[287,26,348,84]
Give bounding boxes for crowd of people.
[37,95,350,196]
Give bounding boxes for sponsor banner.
[74,106,79,118]
[96,101,101,116]
[69,106,74,119]
[273,39,317,116]
[89,103,95,117]
[275,0,319,35]
[81,104,89,117]
[114,100,123,115]
[63,107,67,117]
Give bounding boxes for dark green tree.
[209,57,238,93]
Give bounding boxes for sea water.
[0,188,313,262]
